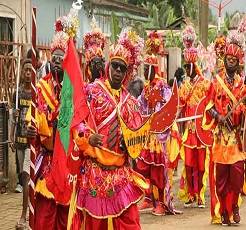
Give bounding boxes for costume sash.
[215,74,238,104]
[96,80,130,131]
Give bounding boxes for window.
[0,17,14,55]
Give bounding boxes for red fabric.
[71,204,141,230]
[34,193,69,230]
[216,161,244,197]
[64,39,89,130]
[209,159,217,218]
[135,159,165,190]
[46,39,89,205]
[184,147,206,171]
[216,161,244,214]
[184,148,206,197]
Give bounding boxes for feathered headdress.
[115,27,144,71]
[182,25,198,63]
[51,8,80,53]
[109,44,131,65]
[145,31,164,56]
[182,25,196,49]
[83,17,106,62]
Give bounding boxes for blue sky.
[210,0,246,15]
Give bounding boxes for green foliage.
[165,30,183,48]
[110,12,121,43]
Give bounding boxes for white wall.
[0,0,31,43]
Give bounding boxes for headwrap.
[226,30,244,61]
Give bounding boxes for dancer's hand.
[89,134,103,147]
[27,125,37,139]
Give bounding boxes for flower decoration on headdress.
[51,7,80,53]
[51,31,69,53]
[83,17,106,62]
[238,15,246,34]
[214,35,226,58]
[54,8,79,39]
[145,31,164,56]
[226,30,245,61]
[117,28,144,71]
[182,25,196,49]
[183,47,198,63]
[83,17,106,50]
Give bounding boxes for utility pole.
[199,0,209,47]
[202,0,233,32]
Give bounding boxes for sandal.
[15,220,27,230]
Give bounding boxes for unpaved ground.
[141,196,246,230]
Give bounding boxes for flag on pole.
[46,38,89,204]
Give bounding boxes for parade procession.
[1,0,246,229]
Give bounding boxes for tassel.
[67,177,78,230]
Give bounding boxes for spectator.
[27,48,50,79]
[174,67,185,87]
[127,77,144,99]
[10,58,32,229]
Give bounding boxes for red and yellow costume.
[206,38,246,223]
[178,26,211,206]
[178,73,210,205]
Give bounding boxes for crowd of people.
[10,5,246,230]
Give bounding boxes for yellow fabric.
[120,116,151,159]
[215,74,238,104]
[144,134,163,153]
[104,79,121,98]
[212,126,246,164]
[26,105,54,150]
[37,78,58,112]
[202,101,215,130]
[179,77,210,107]
[199,147,210,204]
[182,128,189,143]
[132,172,149,190]
[166,123,180,163]
[67,180,77,230]
[75,135,126,167]
[177,163,189,202]
[108,217,114,230]
[35,179,54,199]
[152,185,159,200]
[243,181,246,194]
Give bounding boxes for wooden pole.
[29,7,37,230]
[199,0,209,47]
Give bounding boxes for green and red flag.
[46,38,89,204]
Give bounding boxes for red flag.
[46,38,89,204]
